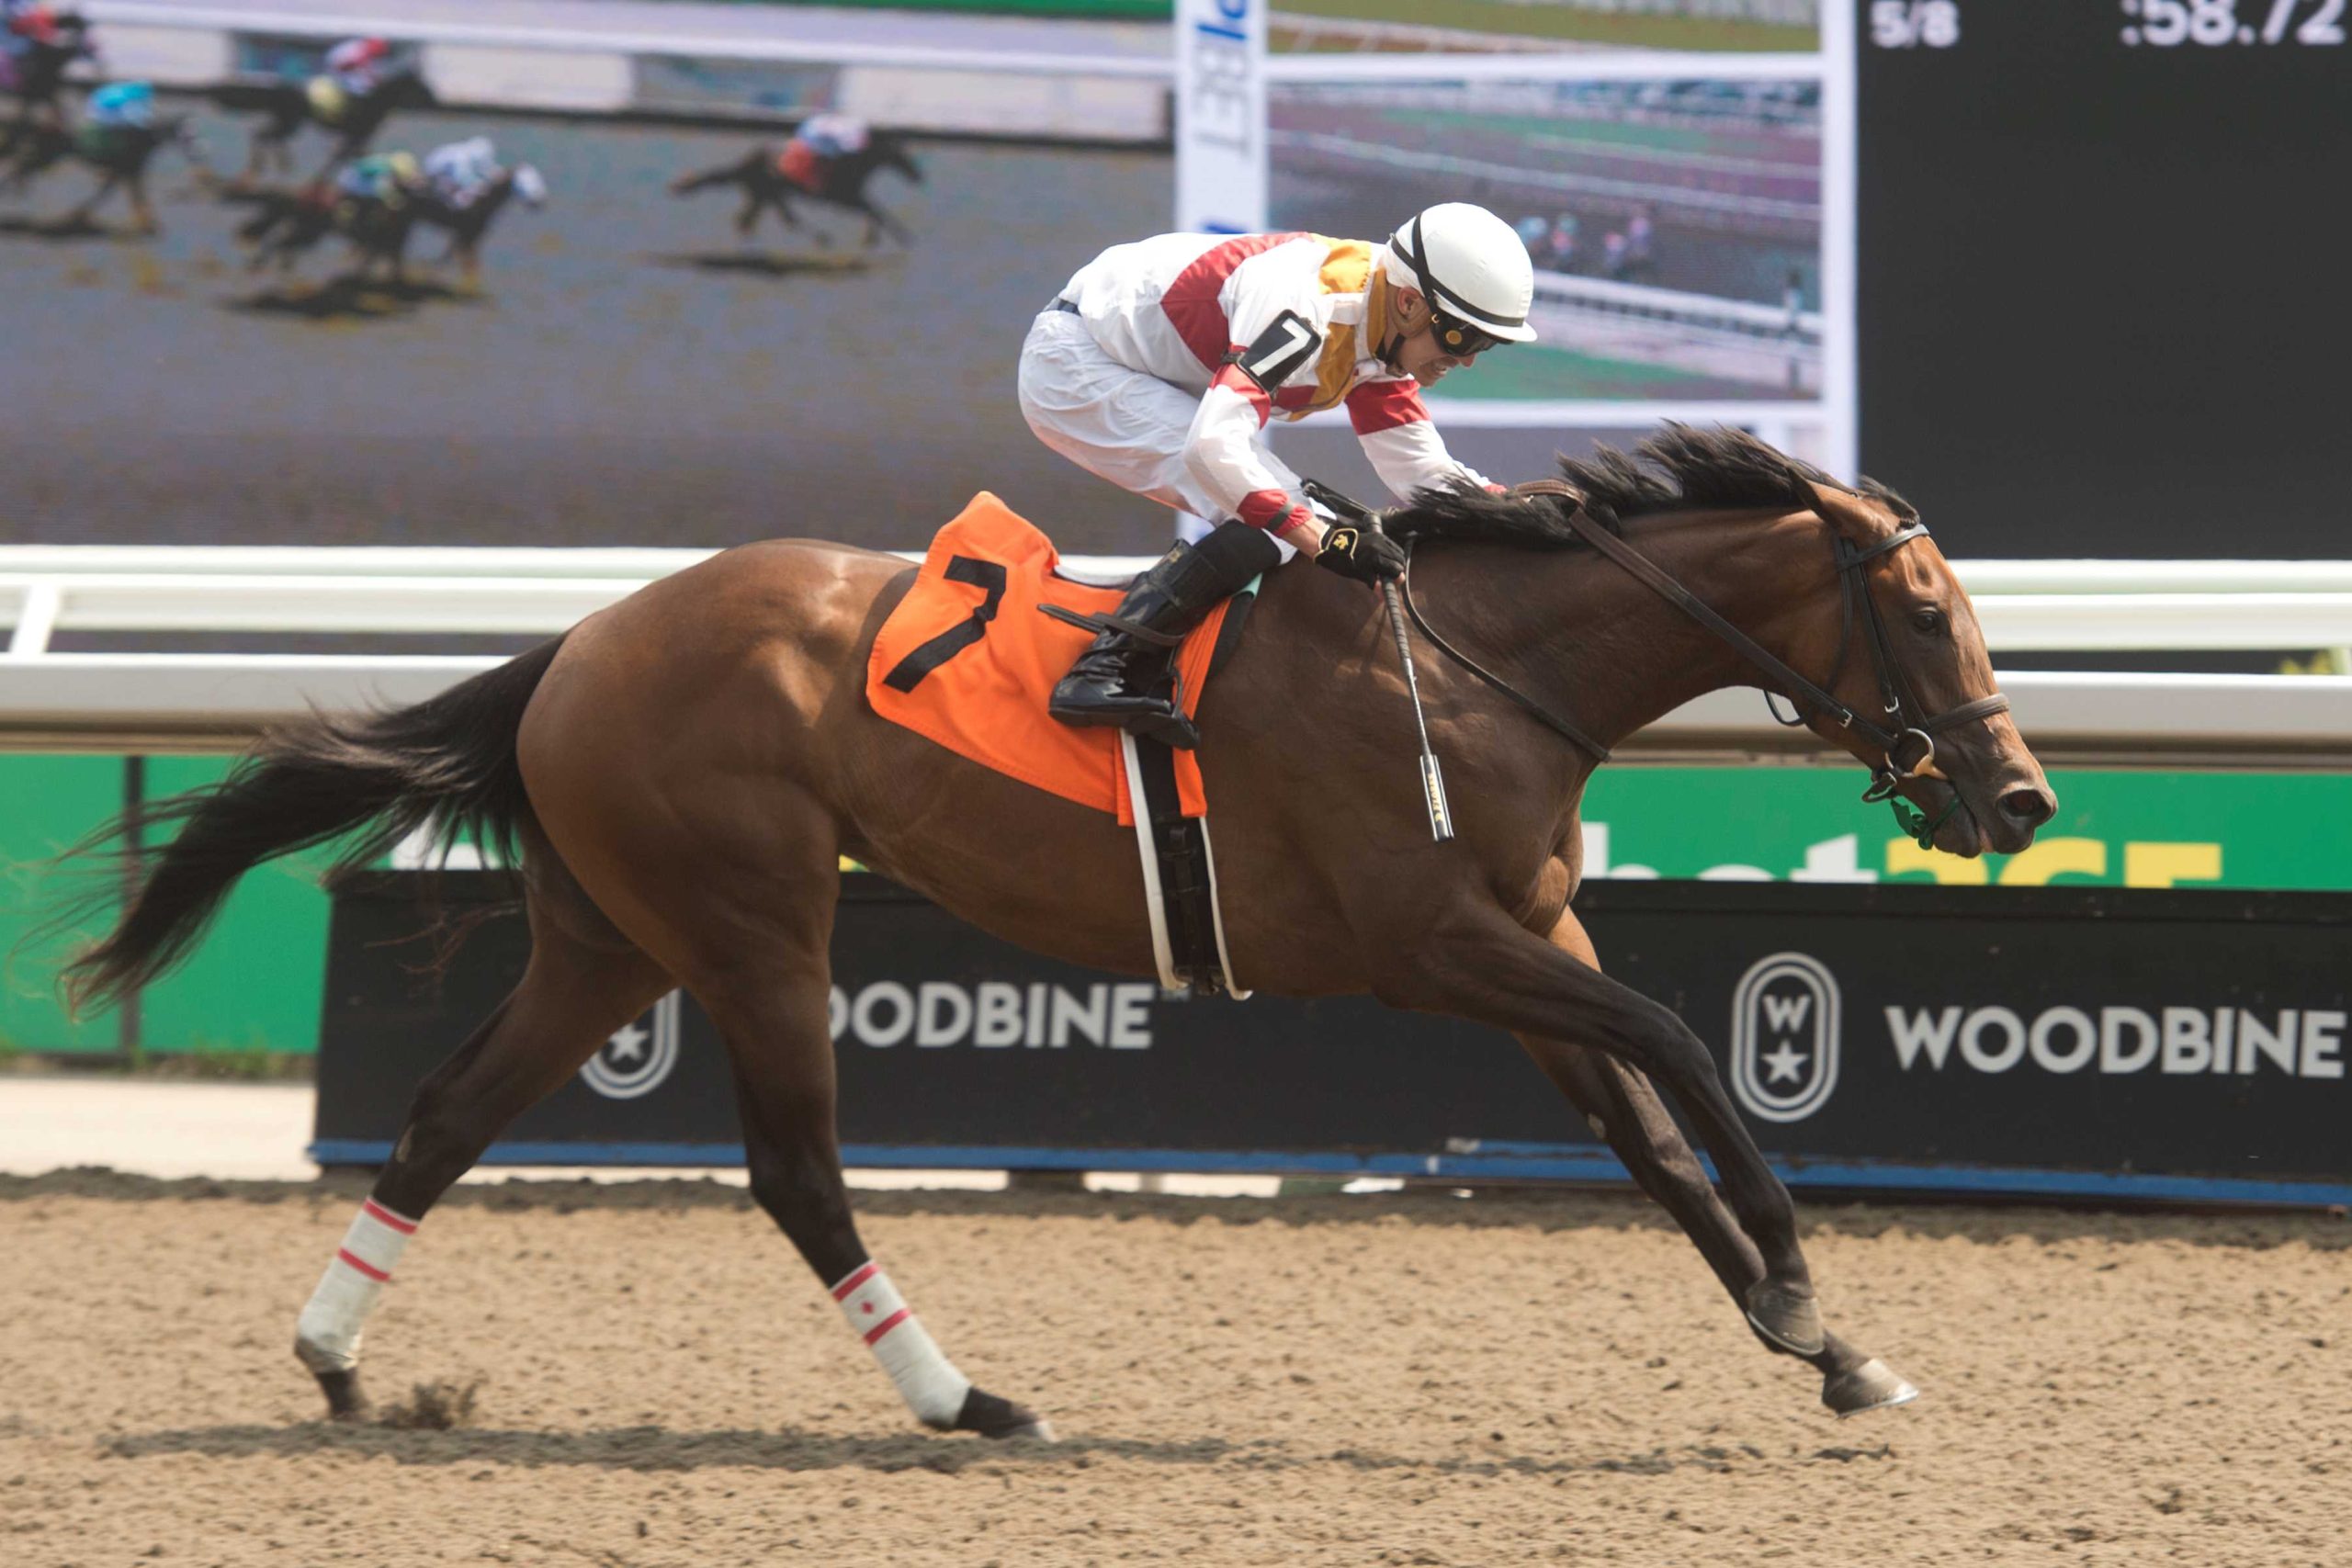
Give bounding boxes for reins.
[1367,477,2012,846]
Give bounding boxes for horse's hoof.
[312,1367,371,1422]
[1744,1280,1826,1357]
[952,1385,1056,1442]
[1822,1358,1919,1417]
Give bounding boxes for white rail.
[2,657,2345,769]
[85,0,1178,80]
[2,549,2347,761]
[6,553,2352,653]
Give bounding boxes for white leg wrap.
[831,1261,972,1428]
[294,1198,417,1374]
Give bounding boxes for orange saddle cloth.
[866,493,1232,822]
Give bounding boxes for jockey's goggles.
[1430,308,1510,358]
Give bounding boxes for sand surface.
[1,1172,2346,1567]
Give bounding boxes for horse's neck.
[1430,506,1825,750]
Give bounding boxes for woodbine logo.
[1730,953,1842,1123]
[579,990,683,1099]
[829,981,1161,1049]
[1729,954,2349,1121]
[1885,1003,2346,1079]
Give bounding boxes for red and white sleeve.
[1182,360,1311,535]
[1346,380,1496,501]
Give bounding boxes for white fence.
[3,547,2349,765]
[85,0,1174,141]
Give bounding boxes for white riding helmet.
[1386,202,1538,349]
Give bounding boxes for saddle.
[866,494,1256,995]
[775,141,824,194]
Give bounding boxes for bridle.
[1320,479,2012,848]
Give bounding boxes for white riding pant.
[1017,308,1301,551]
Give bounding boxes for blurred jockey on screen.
[423,135,501,208]
[1018,202,1536,746]
[335,149,422,209]
[2,0,57,54]
[86,78,153,129]
[325,36,391,97]
[776,110,866,192]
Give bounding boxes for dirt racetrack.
[1,1172,2346,1567]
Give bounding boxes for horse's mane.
[1383,423,1916,549]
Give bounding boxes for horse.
[0,111,197,232]
[669,130,923,249]
[413,162,545,286]
[56,426,2054,1442]
[213,65,435,184]
[227,178,420,284]
[0,10,95,161]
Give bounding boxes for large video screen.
[1,106,1173,553]
[1856,2,2350,557]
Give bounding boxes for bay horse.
[0,111,196,232]
[0,11,95,161]
[413,163,546,286]
[231,181,419,283]
[669,130,923,249]
[59,427,2053,1441]
[215,66,435,184]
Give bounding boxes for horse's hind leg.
[546,768,1051,1440]
[291,863,671,1420]
[698,961,1047,1439]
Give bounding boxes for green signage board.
[1580,767,2352,891]
[3,758,2346,1055]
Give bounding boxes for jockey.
[795,111,868,159]
[1020,202,1536,747]
[86,79,153,129]
[776,111,866,193]
[324,35,391,97]
[3,1,52,36]
[335,149,424,209]
[2,0,59,55]
[423,135,500,209]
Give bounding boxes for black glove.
[1313,523,1407,585]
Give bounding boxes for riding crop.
[1304,480,1453,842]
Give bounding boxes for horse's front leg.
[860,199,910,248]
[1518,913,1919,1416]
[67,170,117,224]
[125,171,156,234]
[1390,901,1821,1353]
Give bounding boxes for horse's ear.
[1804,479,1898,547]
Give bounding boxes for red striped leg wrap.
[831,1261,972,1427]
[294,1198,418,1374]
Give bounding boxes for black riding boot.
[1048,519,1283,750]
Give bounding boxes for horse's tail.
[57,636,567,1014]
[669,152,757,195]
[209,80,300,116]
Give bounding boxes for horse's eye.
[1910,607,1947,636]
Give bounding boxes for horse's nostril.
[2000,787,2054,827]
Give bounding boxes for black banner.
[312,873,2352,1204]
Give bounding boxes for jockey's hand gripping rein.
[1314,524,1408,586]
